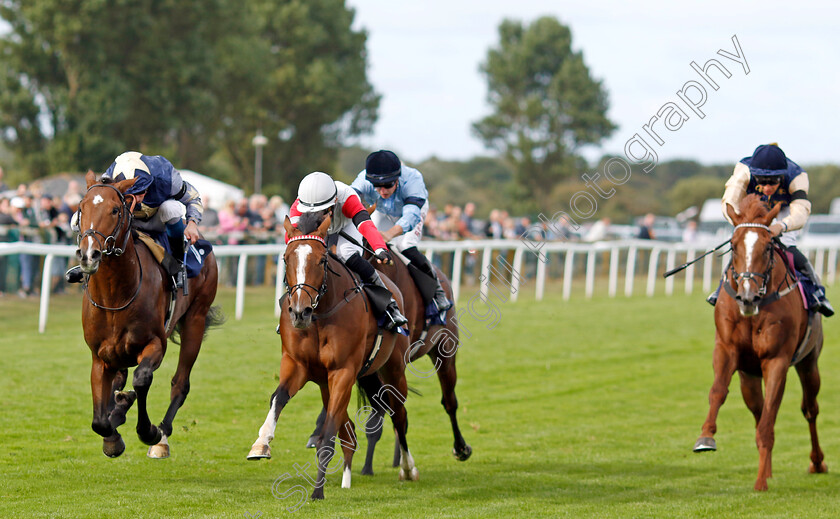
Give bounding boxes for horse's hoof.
[754,480,768,491]
[693,437,716,452]
[361,465,374,476]
[453,444,472,461]
[147,443,170,459]
[305,436,318,449]
[398,467,419,481]
[810,461,828,474]
[310,487,324,500]
[247,443,271,460]
[102,436,125,458]
[114,390,136,407]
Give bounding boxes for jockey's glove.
[374,248,392,264]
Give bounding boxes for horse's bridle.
[77,183,135,257]
[284,235,330,310]
[727,223,776,298]
[78,183,143,311]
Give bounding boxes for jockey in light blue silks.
[352,150,453,317]
[706,143,833,316]
[66,152,204,289]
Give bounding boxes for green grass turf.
[2,282,840,518]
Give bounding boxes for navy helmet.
[365,150,401,186]
[109,151,152,195]
[748,143,788,181]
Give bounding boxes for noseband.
[285,235,330,310]
[77,183,134,257]
[727,223,775,298]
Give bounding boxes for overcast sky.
[346,0,839,167]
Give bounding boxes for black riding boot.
[345,253,408,330]
[706,280,722,306]
[65,265,84,284]
[402,246,452,313]
[790,246,833,317]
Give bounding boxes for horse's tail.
[170,305,226,345]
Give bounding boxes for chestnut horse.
[76,171,220,458]
[247,215,419,501]
[693,194,825,490]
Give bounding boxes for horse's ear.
[764,202,783,225]
[284,216,299,237]
[115,177,138,194]
[315,214,332,238]
[725,203,741,226]
[85,170,97,189]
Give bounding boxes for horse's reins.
[79,183,144,311]
[283,235,365,320]
[721,223,798,307]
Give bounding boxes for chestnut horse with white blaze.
[693,194,826,491]
[247,215,419,501]
[76,171,220,458]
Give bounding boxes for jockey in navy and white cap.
[352,150,452,315]
[287,171,407,330]
[67,152,204,287]
[707,143,833,316]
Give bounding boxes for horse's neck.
[88,237,140,295]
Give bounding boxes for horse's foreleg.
[379,359,418,482]
[90,357,126,457]
[247,356,307,460]
[433,350,471,461]
[694,342,736,452]
[306,407,327,449]
[754,357,789,491]
[357,374,387,475]
[311,368,355,500]
[133,341,164,448]
[796,355,827,474]
[738,371,764,427]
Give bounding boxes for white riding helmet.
[297,172,337,213]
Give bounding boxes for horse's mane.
[738,194,770,223]
[297,209,330,234]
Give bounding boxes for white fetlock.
[341,466,352,489]
[147,434,170,459]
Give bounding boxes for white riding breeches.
[371,201,428,253]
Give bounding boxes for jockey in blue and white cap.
[66,152,204,288]
[351,150,452,314]
[707,143,833,316]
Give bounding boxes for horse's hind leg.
[739,371,764,427]
[151,313,207,458]
[133,342,164,449]
[432,347,472,461]
[796,353,827,474]
[90,358,128,458]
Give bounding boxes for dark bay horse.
[693,194,825,490]
[76,171,220,458]
[247,215,419,500]
[360,246,471,473]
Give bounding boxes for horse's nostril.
[76,249,82,259]
[302,307,313,318]
[91,250,101,261]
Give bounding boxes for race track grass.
[2,281,840,518]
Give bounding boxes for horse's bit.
[284,235,330,310]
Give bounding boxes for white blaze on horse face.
[743,231,759,292]
[92,194,104,205]
[294,244,312,289]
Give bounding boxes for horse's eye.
[112,207,119,215]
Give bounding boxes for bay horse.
[693,194,826,490]
[360,245,471,473]
[247,215,419,501]
[76,170,221,458]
